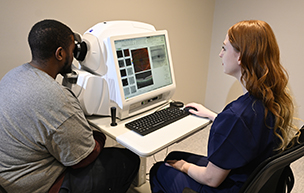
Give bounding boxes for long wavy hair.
[228,20,298,150]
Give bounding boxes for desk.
[87,107,211,187]
[88,108,211,157]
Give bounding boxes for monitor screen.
[114,33,173,100]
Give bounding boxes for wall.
[0,0,215,105]
[206,0,304,127]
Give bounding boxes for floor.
[127,125,304,193]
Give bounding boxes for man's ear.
[55,47,64,61]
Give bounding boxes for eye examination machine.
[64,21,176,120]
[62,21,211,187]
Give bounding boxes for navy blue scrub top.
[208,92,276,188]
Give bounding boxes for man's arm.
[72,131,106,169]
[48,131,106,193]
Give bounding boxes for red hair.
[228,20,297,150]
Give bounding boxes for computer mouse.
[184,106,198,114]
[170,101,184,108]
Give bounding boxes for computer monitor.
[104,30,176,119]
[67,21,176,119]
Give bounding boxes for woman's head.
[227,20,287,100]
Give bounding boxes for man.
[0,19,139,193]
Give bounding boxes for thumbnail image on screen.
[115,34,172,99]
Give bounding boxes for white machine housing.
[70,21,176,119]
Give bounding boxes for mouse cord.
[153,147,169,163]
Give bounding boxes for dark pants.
[149,151,209,193]
[59,147,140,193]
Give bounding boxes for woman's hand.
[166,159,231,188]
[166,159,190,173]
[185,103,218,121]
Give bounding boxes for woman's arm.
[166,160,230,188]
[185,103,218,121]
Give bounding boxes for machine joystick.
[110,107,117,126]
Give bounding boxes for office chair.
[238,125,304,193]
[183,125,304,193]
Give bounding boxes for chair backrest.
[239,125,304,193]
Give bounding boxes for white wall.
[3,0,301,125]
[206,0,304,127]
[0,0,215,106]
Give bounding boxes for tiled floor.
[127,125,211,193]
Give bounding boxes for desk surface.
[88,109,211,157]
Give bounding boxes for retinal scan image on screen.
[115,34,172,99]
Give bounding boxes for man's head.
[28,19,75,75]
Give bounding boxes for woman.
[149,20,299,193]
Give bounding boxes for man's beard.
[60,54,72,76]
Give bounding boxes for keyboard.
[125,107,190,136]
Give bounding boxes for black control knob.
[110,107,117,126]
